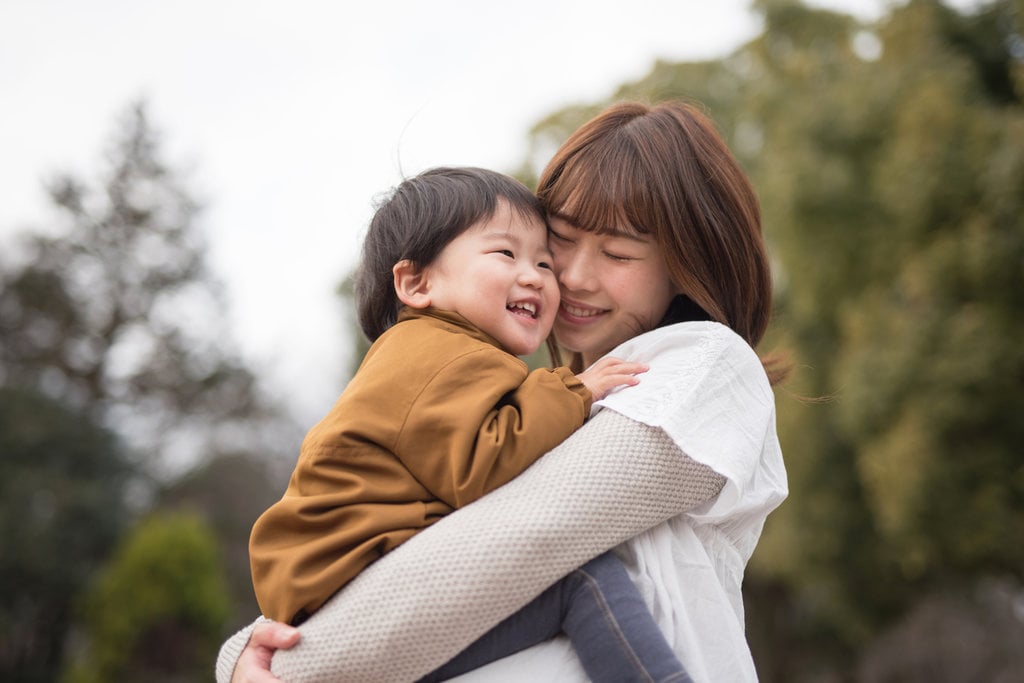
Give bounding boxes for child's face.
[419,200,558,356]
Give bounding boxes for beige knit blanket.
[217,410,711,682]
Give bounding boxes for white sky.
[1,0,970,424]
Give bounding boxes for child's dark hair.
[354,167,544,341]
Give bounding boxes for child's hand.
[577,357,648,401]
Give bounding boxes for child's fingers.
[608,372,642,387]
[578,358,648,399]
[615,361,648,376]
[591,357,649,375]
[593,368,645,393]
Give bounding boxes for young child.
[249,167,692,682]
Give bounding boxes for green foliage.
[0,387,134,683]
[62,513,230,683]
[755,0,1023,664]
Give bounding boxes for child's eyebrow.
[480,231,526,247]
[480,231,518,242]
[481,231,554,258]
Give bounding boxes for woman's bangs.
[546,153,649,237]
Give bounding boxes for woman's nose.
[555,250,595,292]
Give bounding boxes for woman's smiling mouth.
[560,301,606,319]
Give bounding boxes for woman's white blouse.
[453,322,788,683]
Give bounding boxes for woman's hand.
[231,621,301,683]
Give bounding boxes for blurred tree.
[0,387,133,683]
[158,453,283,629]
[61,513,229,683]
[520,0,1023,679]
[0,101,303,676]
[0,100,293,480]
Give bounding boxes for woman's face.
[548,216,678,367]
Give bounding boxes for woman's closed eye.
[604,250,636,262]
[548,228,574,244]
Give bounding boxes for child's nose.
[518,264,545,287]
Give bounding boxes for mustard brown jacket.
[249,307,592,624]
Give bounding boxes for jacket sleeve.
[393,348,591,509]
[223,410,719,683]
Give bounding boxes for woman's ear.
[393,259,432,309]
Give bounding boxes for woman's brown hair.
[537,100,788,384]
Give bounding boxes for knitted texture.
[216,410,718,682]
[215,618,264,683]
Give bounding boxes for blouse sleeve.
[214,410,724,683]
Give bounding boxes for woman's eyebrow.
[606,227,650,243]
[548,219,647,242]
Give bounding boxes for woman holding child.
[219,99,789,683]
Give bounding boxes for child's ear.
[393,259,432,309]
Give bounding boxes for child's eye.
[537,261,553,270]
[493,249,514,258]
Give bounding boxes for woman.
[218,100,788,683]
